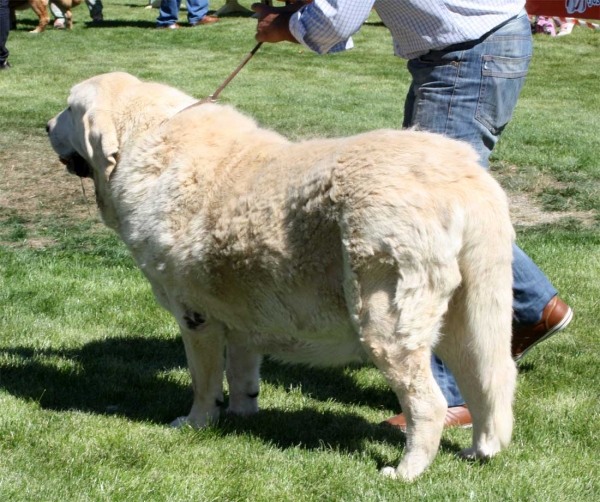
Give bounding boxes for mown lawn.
[1,2,598,500]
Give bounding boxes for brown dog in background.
[9,0,81,33]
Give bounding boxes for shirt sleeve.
[289,0,376,54]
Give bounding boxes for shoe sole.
[514,307,573,362]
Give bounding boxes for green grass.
[1,3,599,500]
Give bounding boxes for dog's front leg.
[170,321,226,429]
[225,340,262,417]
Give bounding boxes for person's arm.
[252,0,375,54]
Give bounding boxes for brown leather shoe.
[381,405,472,433]
[190,15,219,25]
[512,296,573,361]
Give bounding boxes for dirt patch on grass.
[0,137,96,223]
[494,167,597,228]
[0,135,101,247]
[507,193,596,227]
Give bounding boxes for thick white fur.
[48,72,517,481]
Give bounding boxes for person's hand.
[251,3,305,43]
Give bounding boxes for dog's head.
[47,72,199,228]
[47,72,199,183]
[47,72,142,184]
[47,72,199,229]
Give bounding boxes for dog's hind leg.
[29,0,50,33]
[353,261,460,481]
[225,340,262,417]
[434,242,516,460]
[170,322,226,429]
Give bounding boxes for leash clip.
[198,94,217,105]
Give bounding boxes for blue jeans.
[51,0,103,21]
[157,0,208,26]
[403,11,557,407]
[0,0,9,64]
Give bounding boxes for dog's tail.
[437,179,517,455]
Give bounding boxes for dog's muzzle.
[60,153,92,179]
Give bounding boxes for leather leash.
[180,42,263,113]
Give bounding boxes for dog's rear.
[331,129,515,479]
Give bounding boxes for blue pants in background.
[403,11,557,406]
[157,0,209,27]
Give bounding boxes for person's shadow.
[0,334,465,462]
[84,19,157,29]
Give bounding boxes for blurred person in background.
[155,0,217,29]
[0,0,10,69]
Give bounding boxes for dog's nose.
[46,122,51,134]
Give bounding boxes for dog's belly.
[241,328,368,367]
[214,294,366,366]
[204,282,367,366]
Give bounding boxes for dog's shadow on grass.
[0,337,189,424]
[10,19,39,31]
[216,408,464,468]
[0,335,464,459]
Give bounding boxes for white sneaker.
[557,22,575,36]
[53,18,66,29]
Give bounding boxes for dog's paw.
[169,414,215,429]
[169,416,194,428]
[379,464,421,482]
[380,467,398,479]
[381,448,437,481]
[458,444,499,461]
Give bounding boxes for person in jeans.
[156,0,217,29]
[0,0,10,70]
[251,0,573,430]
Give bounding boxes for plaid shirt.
[289,0,525,59]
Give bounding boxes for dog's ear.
[71,73,141,183]
[86,109,119,182]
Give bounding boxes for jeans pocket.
[475,55,531,135]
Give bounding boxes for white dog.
[47,72,517,481]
